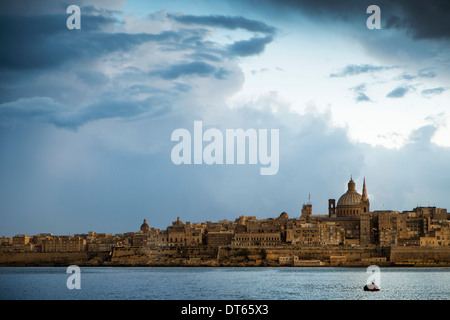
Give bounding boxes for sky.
[0,0,449,236]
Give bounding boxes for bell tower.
[361,177,370,214]
[328,199,336,217]
[301,194,313,221]
[360,178,371,244]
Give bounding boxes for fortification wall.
[390,246,450,264]
[110,246,219,266]
[0,252,108,266]
[217,245,391,266]
[1,245,449,267]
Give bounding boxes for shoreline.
[1,262,449,268]
[1,245,449,268]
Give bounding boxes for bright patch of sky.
[126,0,450,149]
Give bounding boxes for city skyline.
[1,175,446,238]
[1,1,450,237]
[2,174,448,268]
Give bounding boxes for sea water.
[0,267,448,300]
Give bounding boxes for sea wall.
[1,245,449,267]
[390,246,450,265]
[108,245,392,267]
[110,246,219,266]
[216,245,391,267]
[0,252,109,266]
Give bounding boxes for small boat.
[364,283,380,291]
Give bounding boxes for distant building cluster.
[1,177,449,253]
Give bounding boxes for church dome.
[335,177,366,218]
[337,177,362,207]
[337,191,362,207]
[279,212,289,219]
[140,219,150,232]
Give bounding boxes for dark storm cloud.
[0,97,68,123]
[330,64,395,77]
[169,14,276,35]
[237,0,450,40]
[0,0,125,15]
[383,0,450,40]
[79,4,122,16]
[75,70,110,86]
[227,35,274,57]
[0,96,171,130]
[168,13,276,58]
[0,9,255,131]
[0,0,67,15]
[56,97,171,129]
[150,62,233,81]
[0,14,181,71]
[185,53,223,62]
[149,61,217,80]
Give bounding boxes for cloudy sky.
[1,0,449,236]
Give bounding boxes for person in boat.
[364,282,380,291]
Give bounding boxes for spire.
[362,177,368,201]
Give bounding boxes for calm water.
[0,267,448,300]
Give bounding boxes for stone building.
[420,226,450,246]
[378,211,400,246]
[206,230,233,246]
[166,217,204,246]
[41,236,86,252]
[131,221,169,247]
[378,206,448,246]
[232,232,282,246]
[319,222,345,245]
[231,212,288,246]
[5,234,35,252]
[286,218,346,246]
[11,234,31,245]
